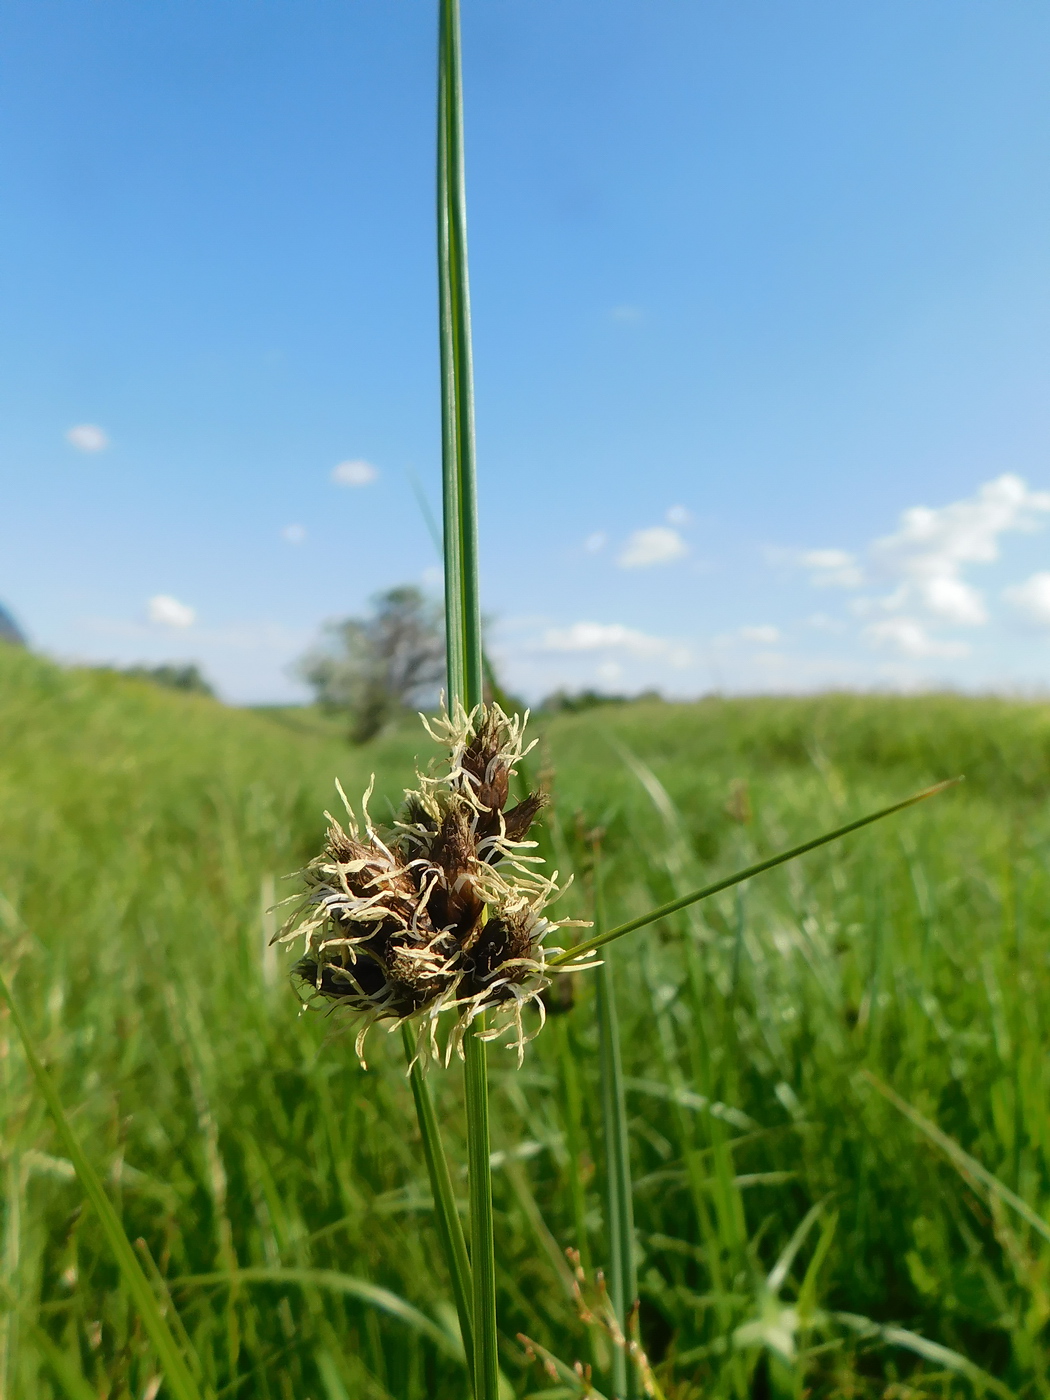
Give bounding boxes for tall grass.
[6,645,1050,1394]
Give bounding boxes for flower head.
[277,702,593,1066]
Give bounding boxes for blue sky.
[3,1,1050,702]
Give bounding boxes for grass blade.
[862,1071,1050,1244]
[172,1268,466,1362]
[552,779,960,965]
[0,1281,98,1400]
[0,971,206,1400]
[833,1312,1014,1398]
[401,1023,475,1387]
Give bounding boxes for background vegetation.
[3,641,1050,1397]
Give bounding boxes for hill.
[3,644,1050,1397]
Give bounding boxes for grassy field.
[3,641,1050,1398]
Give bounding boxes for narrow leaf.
[862,1071,1050,1245]
[173,1268,465,1363]
[552,779,960,965]
[834,1311,1014,1398]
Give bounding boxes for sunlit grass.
[5,643,1050,1393]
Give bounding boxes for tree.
[298,586,445,743]
[0,602,27,647]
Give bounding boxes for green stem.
[438,0,483,712]
[401,1026,474,1388]
[593,850,637,1400]
[464,1020,500,1400]
[437,1,497,1391]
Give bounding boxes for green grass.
[4,643,1050,1396]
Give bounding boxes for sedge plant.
[274,5,963,1399]
[0,6,965,1397]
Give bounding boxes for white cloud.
[584,531,607,553]
[617,526,687,569]
[421,565,444,588]
[870,474,1050,625]
[865,617,969,659]
[1004,571,1050,625]
[281,524,306,544]
[740,625,780,644]
[332,458,378,487]
[800,549,864,588]
[807,612,847,633]
[539,621,674,658]
[666,505,691,527]
[148,594,195,629]
[597,661,623,684]
[66,424,109,453]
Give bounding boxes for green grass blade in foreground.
[464,1019,500,1400]
[0,972,206,1400]
[552,778,961,966]
[0,1281,98,1400]
[172,1268,466,1364]
[401,1023,475,1387]
[593,849,637,1400]
[832,1312,1014,1400]
[862,1071,1050,1245]
[437,0,483,711]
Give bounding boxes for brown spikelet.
[277,702,595,1066]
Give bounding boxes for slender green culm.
[553,778,961,966]
[593,846,638,1400]
[436,3,498,1398]
[464,1016,500,1400]
[437,0,483,713]
[401,1024,475,1387]
[0,972,206,1400]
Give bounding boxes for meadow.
[3,640,1050,1397]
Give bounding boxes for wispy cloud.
[617,526,687,569]
[66,424,109,453]
[740,625,780,644]
[148,594,195,629]
[332,458,378,487]
[666,504,691,526]
[865,618,969,659]
[1004,571,1050,625]
[281,524,306,544]
[800,549,864,588]
[540,621,671,656]
[583,531,607,553]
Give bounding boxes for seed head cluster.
[277,703,592,1066]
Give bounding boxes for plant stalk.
[437,2,499,1397]
[401,1025,474,1386]
[593,845,638,1399]
[464,1018,500,1399]
[438,0,483,713]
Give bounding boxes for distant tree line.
[97,663,216,696]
